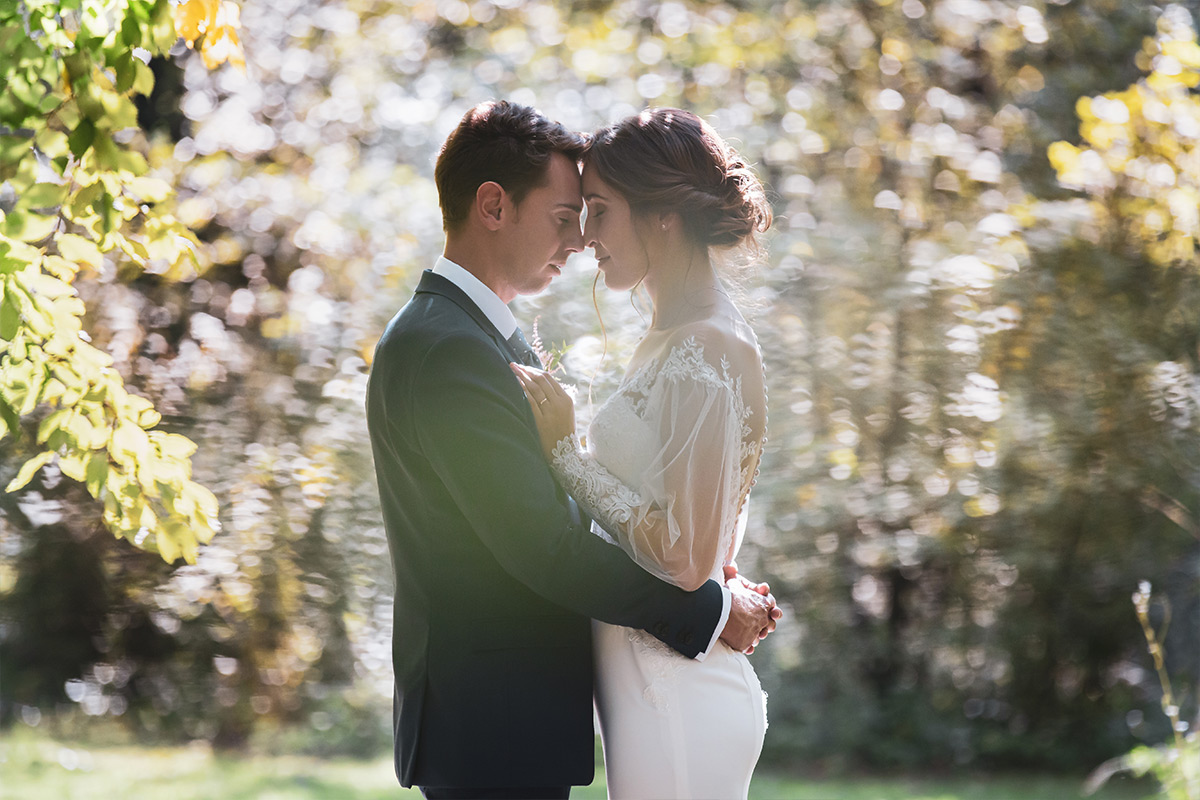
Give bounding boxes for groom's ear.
[475,181,506,231]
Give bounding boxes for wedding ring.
[538,397,548,405]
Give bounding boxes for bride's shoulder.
[654,318,762,389]
[662,314,760,366]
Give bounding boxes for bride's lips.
[596,255,611,268]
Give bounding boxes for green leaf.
[68,119,96,158]
[68,181,104,218]
[36,407,71,444]
[101,94,139,132]
[8,73,41,110]
[85,452,108,496]
[132,59,155,96]
[3,209,59,243]
[6,450,54,492]
[120,11,142,48]
[92,135,120,172]
[114,52,137,94]
[149,0,177,53]
[0,135,33,166]
[34,128,70,160]
[80,5,110,39]
[0,288,21,340]
[19,182,68,210]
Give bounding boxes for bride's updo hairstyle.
[583,109,772,251]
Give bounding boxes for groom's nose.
[562,220,584,254]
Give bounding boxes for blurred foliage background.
[1,0,1199,780]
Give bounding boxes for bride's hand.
[510,363,576,460]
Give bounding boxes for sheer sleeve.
[550,337,750,592]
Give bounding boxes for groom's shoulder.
[375,295,499,382]
[382,291,483,348]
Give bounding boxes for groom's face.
[499,152,584,298]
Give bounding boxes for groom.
[366,100,777,799]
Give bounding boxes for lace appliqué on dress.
[627,627,688,713]
[551,433,642,527]
[660,337,758,497]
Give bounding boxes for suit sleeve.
[408,333,723,658]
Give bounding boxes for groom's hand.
[719,583,778,654]
[723,564,782,654]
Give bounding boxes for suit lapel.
[414,271,588,529]
[414,270,523,363]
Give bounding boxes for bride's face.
[582,164,652,292]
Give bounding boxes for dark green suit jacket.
[366,270,724,789]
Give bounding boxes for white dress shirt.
[431,255,732,660]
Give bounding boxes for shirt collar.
[432,256,518,339]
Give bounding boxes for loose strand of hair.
[588,270,608,414]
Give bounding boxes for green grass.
[0,728,1156,800]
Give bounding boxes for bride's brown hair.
[582,108,772,251]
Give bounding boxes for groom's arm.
[406,333,729,657]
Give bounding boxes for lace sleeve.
[551,434,644,527]
[550,337,749,591]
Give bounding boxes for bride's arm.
[510,355,745,592]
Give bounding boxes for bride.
[510,108,773,800]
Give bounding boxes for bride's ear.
[657,211,682,235]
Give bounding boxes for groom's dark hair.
[435,100,587,232]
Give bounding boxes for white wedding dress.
[550,298,768,800]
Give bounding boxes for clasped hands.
[511,362,783,654]
[720,563,782,655]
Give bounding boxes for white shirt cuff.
[694,586,732,662]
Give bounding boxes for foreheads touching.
[582,108,772,251]
[434,100,588,233]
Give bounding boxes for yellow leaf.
[173,0,219,45]
[1162,39,1200,69]
[200,25,244,71]
[112,421,151,462]
[154,432,198,459]
[6,451,54,492]
[1047,141,1080,176]
[59,452,89,482]
[1075,95,1095,123]
[156,521,180,563]
[42,255,80,282]
[126,176,172,203]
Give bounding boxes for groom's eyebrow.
[555,201,583,214]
